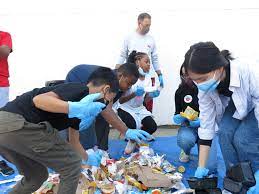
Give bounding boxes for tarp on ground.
[0,136,225,193]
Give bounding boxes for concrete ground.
[109,125,179,140]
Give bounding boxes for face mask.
[142,28,150,34]
[195,72,220,92]
[138,67,148,76]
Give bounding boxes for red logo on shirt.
[184,95,193,103]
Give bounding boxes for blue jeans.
[0,87,9,108]
[177,126,223,174]
[177,126,198,155]
[218,99,259,172]
[59,123,97,150]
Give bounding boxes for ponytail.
[127,50,148,64]
[220,50,234,61]
[127,50,137,63]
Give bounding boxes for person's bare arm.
[68,127,87,160]
[198,144,210,167]
[33,91,69,113]
[119,92,136,104]
[0,45,11,58]
[101,102,128,134]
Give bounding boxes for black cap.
[184,42,229,74]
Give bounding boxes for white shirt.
[122,74,153,109]
[198,59,259,140]
[117,31,160,73]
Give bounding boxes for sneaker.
[124,140,137,154]
[0,160,14,176]
[179,149,190,163]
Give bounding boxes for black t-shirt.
[1,83,89,130]
[113,90,124,103]
[174,83,199,115]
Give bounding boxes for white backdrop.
[1,0,259,125]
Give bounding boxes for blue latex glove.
[135,86,145,96]
[194,167,209,178]
[158,74,164,88]
[189,118,200,128]
[68,93,105,119]
[125,129,153,143]
[148,90,160,98]
[173,114,186,125]
[247,170,259,194]
[94,190,101,194]
[79,116,95,131]
[82,150,102,167]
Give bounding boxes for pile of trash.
[34,144,195,194]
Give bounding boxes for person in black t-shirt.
[0,67,122,194]
[62,63,154,150]
[64,63,153,151]
[173,65,200,163]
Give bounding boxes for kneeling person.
[118,51,159,154]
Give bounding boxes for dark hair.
[179,64,195,88]
[220,50,234,61]
[183,41,232,74]
[88,67,119,93]
[127,50,148,64]
[180,65,185,82]
[117,62,139,79]
[138,13,151,21]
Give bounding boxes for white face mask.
[138,67,149,76]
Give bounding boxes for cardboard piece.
[135,166,173,188]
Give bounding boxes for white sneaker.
[179,149,190,163]
[222,189,232,194]
[124,140,137,154]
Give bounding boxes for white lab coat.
[198,58,259,140]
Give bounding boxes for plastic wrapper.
[126,175,143,191]
[114,181,128,194]
[107,162,117,178]
[162,160,176,173]
[151,189,162,194]
[171,189,195,194]
[180,106,199,121]
[98,182,115,194]
[166,172,183,182]
[34,146,186,194]
[139,146,154,157]
[33,174,60,194]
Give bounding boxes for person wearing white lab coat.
[182,42,259,193]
